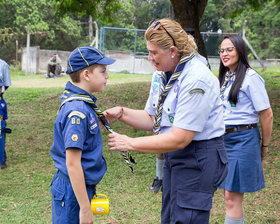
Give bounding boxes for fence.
[99,27,240,57]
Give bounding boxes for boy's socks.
[156,158,164,180]
[224,214,244,224]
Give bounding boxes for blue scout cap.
[66,46,116,74]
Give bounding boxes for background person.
[50,46,115,224]
[46,54,62,78]
[218,35,273,224]
[0,81,8,169]
[105,18,228,224]
[0,58,11,168]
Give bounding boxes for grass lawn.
[0,67,279,223]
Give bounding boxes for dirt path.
[11,76,152,88]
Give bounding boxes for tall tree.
[170,0,208,57]
[0,0,89,64]
[170,0,280,58]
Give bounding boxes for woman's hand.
[104,106,123,123]
[108,132,133,152]
[261,145,268,161]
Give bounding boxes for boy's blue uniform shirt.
[51,81,107,185]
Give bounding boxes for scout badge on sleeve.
[59,94,137,173]
[91,194,109,215]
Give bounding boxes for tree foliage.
[223,1,280,59]
[55,0,122,23]
[170,0,280,58]
[0,0,89,64]
[0,0,279,64]
[200,0,280,59]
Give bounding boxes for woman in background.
[218,35,273,224]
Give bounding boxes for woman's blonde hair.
[145,18,197,58]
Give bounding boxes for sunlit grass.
[0,67,279,223]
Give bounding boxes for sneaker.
[150,176,162,193]
[54,75,58,79]
[46,75,51,79]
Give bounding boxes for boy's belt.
[57,170,96,188]
[225,123,257,135]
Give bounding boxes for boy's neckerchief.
[153,53,195,135]
[60,94,137,173]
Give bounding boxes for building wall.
[21,47,279,75]
[21,46,71,74]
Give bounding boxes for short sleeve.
[2,64,11,86]
[174,80,215,132]
[64,111,88,150]
[145,72,160,115]
[245,73,270,111]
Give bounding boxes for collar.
[61,81,97,104]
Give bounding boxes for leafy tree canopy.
[55,0,122,23]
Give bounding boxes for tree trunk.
[170,0,208,58]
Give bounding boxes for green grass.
[0,67,279,223]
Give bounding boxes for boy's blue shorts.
[50,170,96,224]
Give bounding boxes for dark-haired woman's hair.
[218,35,251,105]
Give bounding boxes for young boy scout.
[50,46,115,224]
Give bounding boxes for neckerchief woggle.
[153,53,195,135]
[59,94,137,173]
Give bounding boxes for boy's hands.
[79,206,94,224]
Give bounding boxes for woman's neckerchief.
[220,71,235,99]
[153,53,195,136]
[59,93,137,173]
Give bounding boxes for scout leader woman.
[218,35,273,224]
[104,18,228,224]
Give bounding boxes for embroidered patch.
[68,111,86,119]
[154,75,159,83]
[188,88,205,95]
[71,118,80,125]
[174,84,179,93]
[71,134,78,142]
[168,115,174,123]
[153,82,159,94]
[90,116,96,125]
[90,123,98,130]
